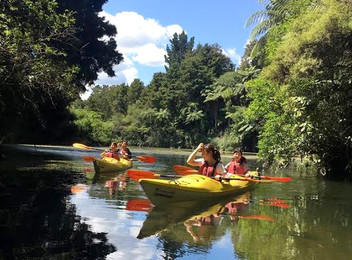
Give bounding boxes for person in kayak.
[119,141,132,160]
[101,142,120,160]
[225,148,249,176]
[187,143,226,180]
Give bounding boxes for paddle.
[73,143,156,163]
[127,169,285,183]
[73,143,98,150]
[126,199,154,212]
[125,199,274,222]
[81,155,155,163]
[173,165,291,182]
[260,198,290,208]
[173,165,198,174]
[82,155,95,162]
[127,169,186,181]
[136,155,156,163]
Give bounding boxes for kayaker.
[225,148,249,176]
[119,141,132,159]
[187,143,226,180]
[101,142,120,160]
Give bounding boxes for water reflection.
[136,192,272,241]
[104,174,129,195]
[0,169,116,259]
[2,145,352,259]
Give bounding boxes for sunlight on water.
[1,145,352,259]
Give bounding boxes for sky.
[87,0,263,95]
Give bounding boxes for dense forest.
[1,0,351,179]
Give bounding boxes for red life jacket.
[226,159,247,175]
[106,150,120,160]
[198,161,219,177]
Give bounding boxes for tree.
[164,30,194,71]
[0,0,124,144]
[0,0,78,143]
[127,79,144,104]
[84,84,128,120]
[56,0,123,89]
[246,0,352,177]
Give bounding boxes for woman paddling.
[187,143,226,180]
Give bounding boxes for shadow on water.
[0,145,116,259]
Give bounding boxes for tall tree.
[127,79,144,104]
[164,30,194,71]
[56,0,123,89]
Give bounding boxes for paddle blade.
[260,176,291,182]
[173,165,198,175]
[73,143,92,150]
[127,169,159,180]
[126,199,153,212]
[136,155,156,163]
[82,155,95,162]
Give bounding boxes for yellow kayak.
[139,171,258,206]
[93,157,132,174]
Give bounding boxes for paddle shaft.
[173,165,290,182]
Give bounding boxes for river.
[0,144,351,259]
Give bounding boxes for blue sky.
[93,0,263,88]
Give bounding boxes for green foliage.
[56,0,123,87]
[70,107,114,144]
[213,106,250,152]
[0,0,123,144]
[73,35,236,148]
[85,84,129,120]
[247,0,352,177]
[128,79,145,104]
[0,0,78,142]
[246,0,319,39]
[164,30,194,71]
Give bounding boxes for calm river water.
[0,145,351,259]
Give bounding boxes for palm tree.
[246,0,321,39]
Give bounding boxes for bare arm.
[187,143,204,166]
[101,150,108,157]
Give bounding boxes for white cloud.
[222,47,241,65]
[94,57,138,85]
[93,11,184,87]
[131,43,166,66]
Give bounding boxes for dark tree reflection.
[0,169,116,259]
